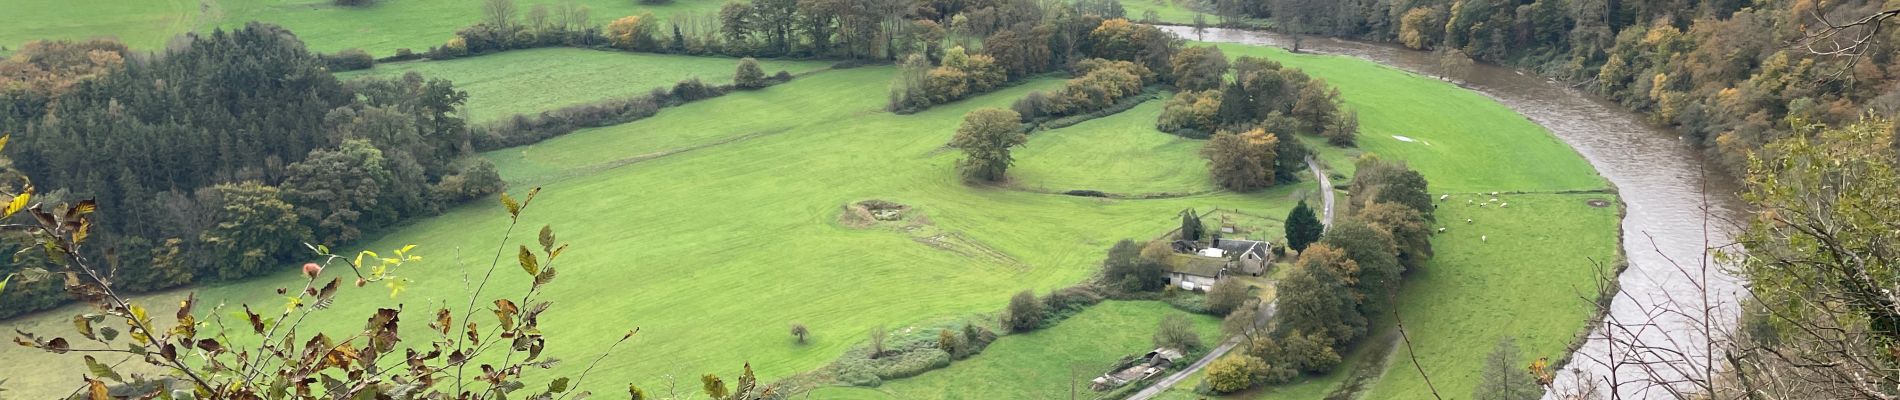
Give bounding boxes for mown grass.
[806,301,1223,399]
[0,0,724,54]
[0,65,1313,397]
[1010,100,1217,195]
[0,0,202,51]
[1120,0,1206,25]
[214,0,727,54]
[338,48,834,122]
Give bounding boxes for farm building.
[1213,238,1271,276]
[1166,255,1226,290]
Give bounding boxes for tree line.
[0,24,503,319]
[1241,0,1898,177]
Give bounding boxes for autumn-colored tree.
[1274,244,1366,344]
[608,13,662,51]
[1157,89,1223,134]
[1171,45,1230,91]
[734,57,768,89]
[949,107,1026,182]
[1204,354,1268,393]
[1203,128,1281,191]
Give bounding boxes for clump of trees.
[891,47,1008,112]
[1158,54,1355,148]
[1203,154,1434,393]
[1011,59,1154,120]
[1101,239,1167,292]
[948,107,1026,182]
[1202,128,1281,191]
[0,26,503,319]
[320,48,376,71]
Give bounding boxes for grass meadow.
[339,48,835,122]
[0,0,203,51]
[0,0,725,55]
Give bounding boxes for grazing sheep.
[1439,194,1450,201]
[1501,202,1509,208]
[1465,218,1473,224]
[1478,203,1487,208]
[1488,198,1498,202]
[1491,191,1500,196]
[1467,199,1474,205]
[1437,227,1447,233]
[1482,235,1488,242]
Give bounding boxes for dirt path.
[1308,156,1335,227]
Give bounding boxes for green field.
[1010,100,1217,195]
[0,65,1314,397]
[0,0,725,54]
[810,301,1222,399]
[339,48,835,122]
[0,0,203,51]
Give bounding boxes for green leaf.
[548,377,570,393]
[518,246,539,276]
[83,355,122,383]
[0,274,9,298]
[99,327,118,342]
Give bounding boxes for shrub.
[1043,285,1105,315]
[1158,90,1222,134]
[1002,290,1046,332]
[937,329,966,357]
[790,323,810,344]
[671,77,724,101]
[1205,278,1250,316]
[323,48,376,71]
[1203,354,1268,393]
[1153,314,1203,351]
[875,348,952,379]
[734,57,768,89]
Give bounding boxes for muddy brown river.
[1162,26,1748,399]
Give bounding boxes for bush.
[1158,90,1222,134]
[1153,314,1203,351]
[323,48,376,71]
[1103,239,1167,292]
[937,329,967,358]
[1043,285,1104,316]
[671,77,724,101]
[734,57,768,89]
[875,348,952,379]
[1002,290,1046,332]
[1203,354,1268,393]
[1205,277,1250,315]
[334,0,374,6]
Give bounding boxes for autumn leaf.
[518,245,539,276]
[4,189,30,219]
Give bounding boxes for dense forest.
[0,24,503,318]
[1237,0,1899,175]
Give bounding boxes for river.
[1161,26,1749,399]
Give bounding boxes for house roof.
[1214,239,1269,259]
[1167,254,1226,278]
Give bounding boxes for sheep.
[1465,218,1473,224]
[1466,199,1474,205]
[1491,191,1500,196]
[1488,198,1498,203]
[1481,235,1488,242]
[1439,194,1450,201]
[1500,202,1509,208]
[1437,227,1447,233]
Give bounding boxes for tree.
[282,140,395,247]
[1002,289,1045,332]
[1321,220,1401,314]
[1438,48,1475,84]
[1103,239,1166,292]
[1284,200,1324,252]
[1204,354,1267,393]
[608,13,661,51]
[734,57,768,89]
[1274,244,1366,344]
[1357,201,1433,271]
[1154,314,1203,351]
[1179,208,1204,241]
[1205,278,1249,315]
[1170,46,1230,91]
[483,0,520,32]
[1350,155,1434,220]
[790,323,810,344]
[199,182,312,280]
[1223,301,1261,342]
[1203,128,1281,191]
[948,107,1026,182]
[1473,337,1541,400]
[868,326,888,358]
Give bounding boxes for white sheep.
[1481,235,1488,242]
[1439,194,1450,201]
[1465,218,1473,224]
[1500,202,1509,208]
[1491,191,1500,196]
[1466,199,1474,205]
[1437,227,1447,233]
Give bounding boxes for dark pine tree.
[1285,200,1323,251]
